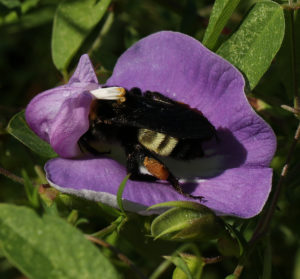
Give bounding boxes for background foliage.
[0,0,300,278]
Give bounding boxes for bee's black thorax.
[81,88,215,160]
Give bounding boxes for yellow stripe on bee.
[138,129,178,156]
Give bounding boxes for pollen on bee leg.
[143,157,169,180]
[90,87,126,102]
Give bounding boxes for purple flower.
[26,31,276,218]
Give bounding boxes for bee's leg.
[126,144,204,201]
[125,144,157,182]
[144,156,204,201]
[167,174,204,202]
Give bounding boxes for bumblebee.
[79,87,217,200]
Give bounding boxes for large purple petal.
[106,31,276,168]
[45,157,272,218]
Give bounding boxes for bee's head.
[89,86,127,121]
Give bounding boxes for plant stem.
[85,235,147,279]
[251,122,300,243]
[0,166,24,185]
[233,6,300,276]
[92,223,118,238]
[233,265,244,278]
[233,121,300,279]
[288,8,299,110]
[88,10,114,57]
[203,256,223,264]
[61,69,69,84]
[250,3,300,241]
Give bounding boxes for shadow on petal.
[161,127,247,182]
[205,127,248,170]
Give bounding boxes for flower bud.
[151,203,226,241]
[170,253,203,279]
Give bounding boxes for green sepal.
[173,214,225,241]
[170,253,204,279]
[164,255,192,279]
[148,200,213,212]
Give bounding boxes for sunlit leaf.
[202,0,240,50]
[0,0,20,8]
[217,1,285,89]
[52,0,111,71]
[0,204,119,279]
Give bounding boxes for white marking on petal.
[47,179,161,215]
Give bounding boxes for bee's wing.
[112,95,216,140]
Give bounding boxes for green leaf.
[117,173,130,214]
[52,0,111,71]
[293,248,300,279]
[262,236,272,279]
[0,0,20,9]
[21,169,40,209]
[202,0,240,50]
[217,1,285,89]
[6,111,57,158]
[0,204,119,279]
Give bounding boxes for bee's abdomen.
[138,129,178,156]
